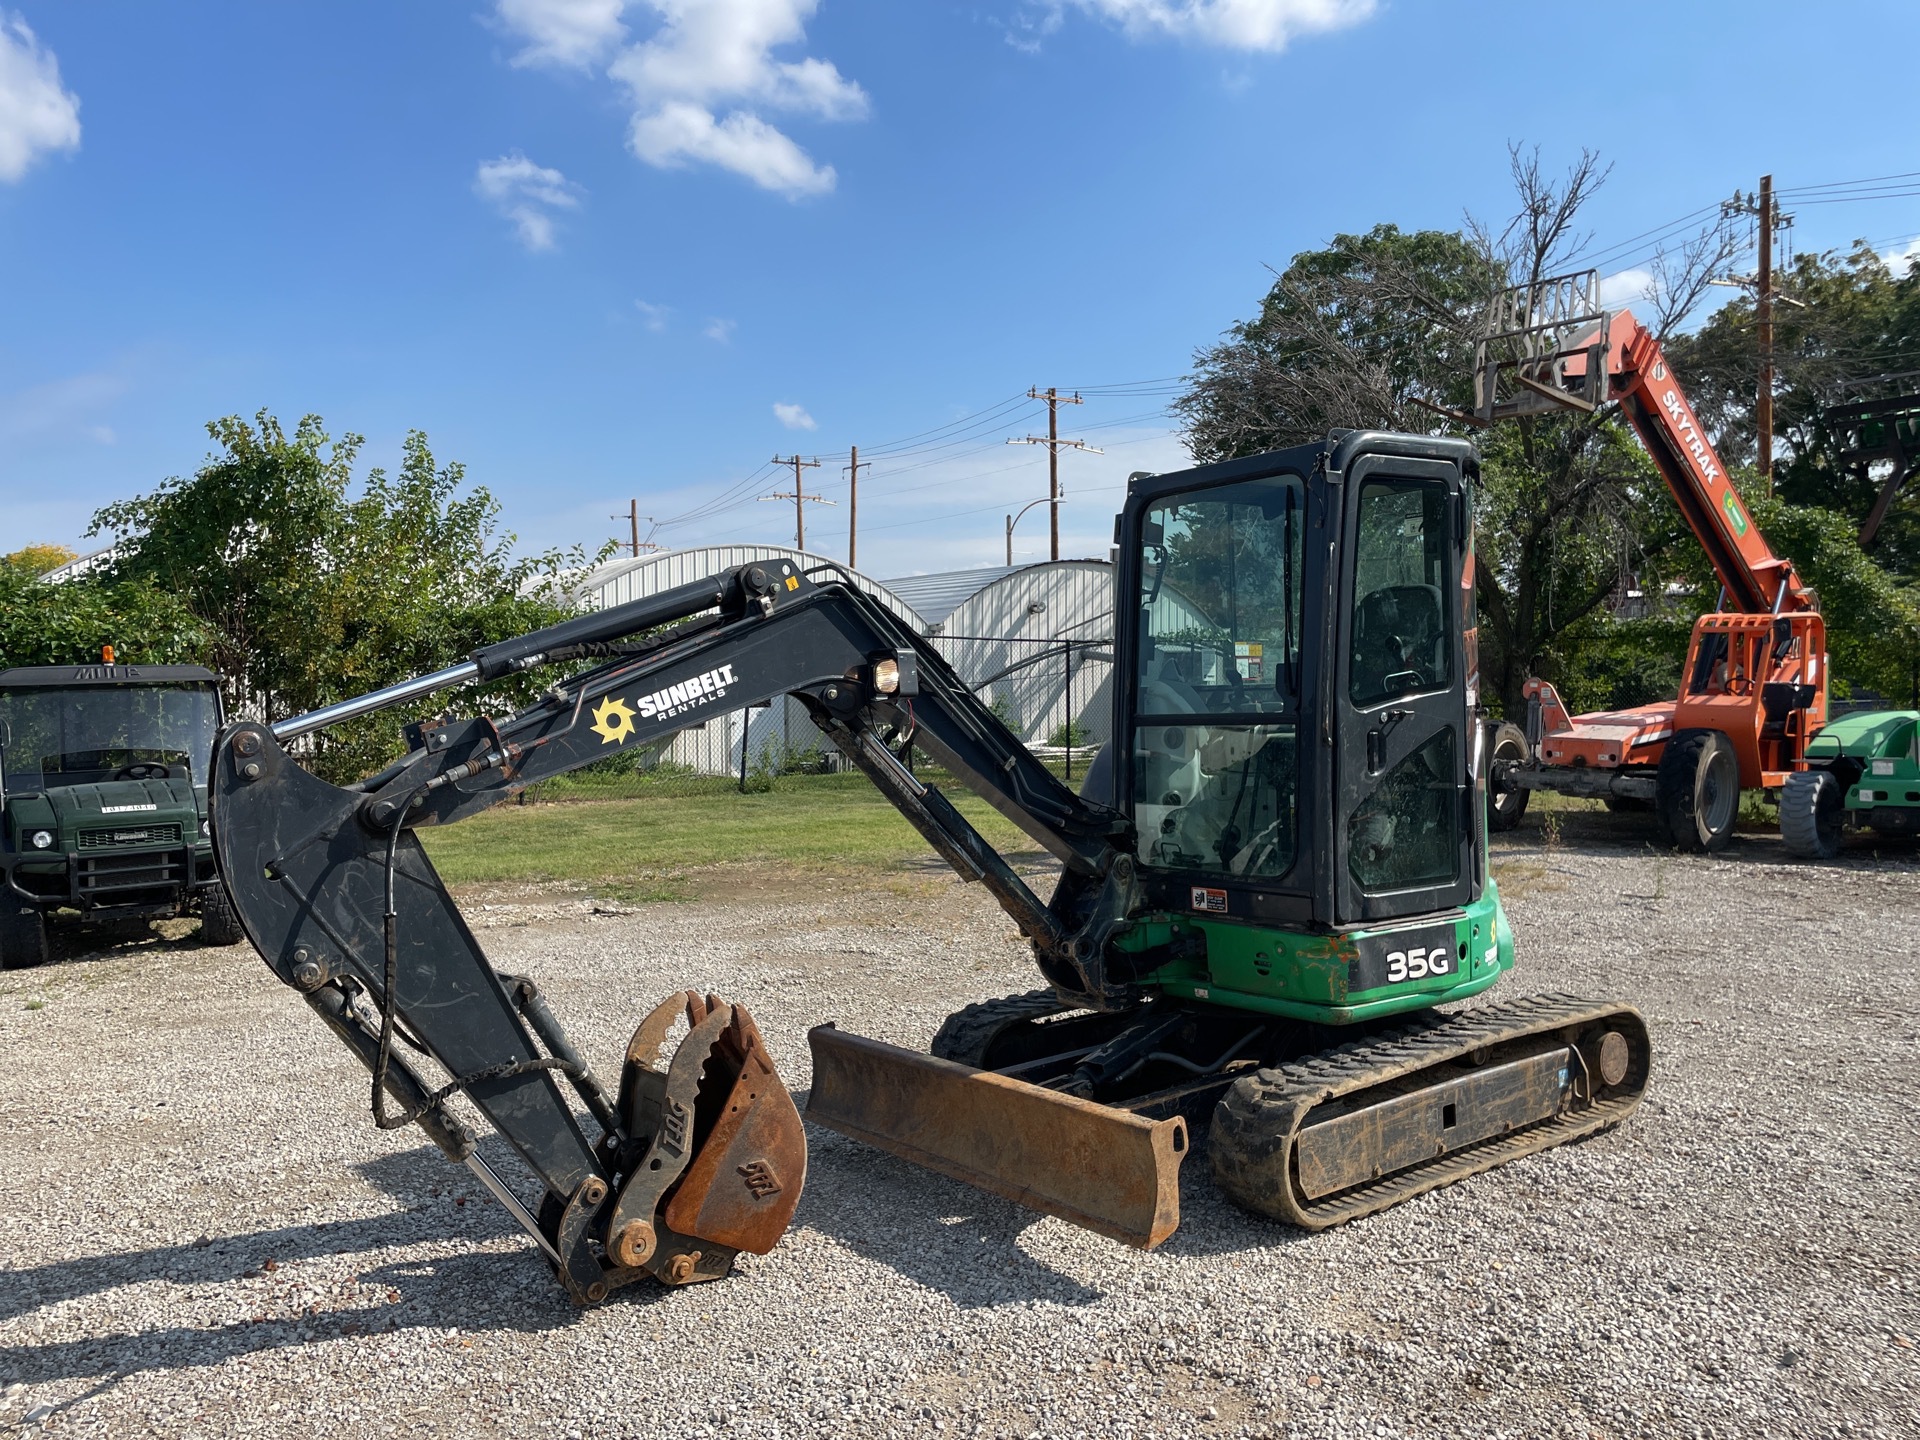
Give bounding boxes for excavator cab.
[1120,436,1480,934]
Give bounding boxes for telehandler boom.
[1474,275,1827,851]
[212,430,1648,1302]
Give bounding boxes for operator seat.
[1138,650,1208,715]
[1352,584,1443,702]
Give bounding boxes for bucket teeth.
[598,993,808,1287]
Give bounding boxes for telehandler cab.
[211,430,1648,1303]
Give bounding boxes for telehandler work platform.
[212,430,1648,1301]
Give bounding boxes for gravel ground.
[2,817,1917,1440]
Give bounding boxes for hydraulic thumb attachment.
[210,723,806,1303]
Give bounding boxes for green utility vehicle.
[0,662,241,967]
[1780,709,1920,858]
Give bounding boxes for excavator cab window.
[1344,479,1457,893]
[1132,474,1303,879]
[1350,482,1452,708]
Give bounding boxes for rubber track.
[930,991,1069,1067]
[1210,992,1649,1231]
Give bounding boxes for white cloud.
[0,13,81,183]
[773,401,816,430]
[634,298,670,330]
[1598,266,1657,310]
[494,0,628,68]
[703,317,736,342]
[1881,237,1920,278]
[1069,0,1376,51]
[629,100,836,197]
[998,6,1065,53]
[474,151,583,251]
[496,1,865,199]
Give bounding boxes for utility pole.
[1724,176,1793,493]
[845,445,866,571]
[1007,387,1102,561]
[608,500,658,557]
[1756,173,1775,491]
[761,455,827,550]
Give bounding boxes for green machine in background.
[0,661,243,967]
[1781,710,1920,858]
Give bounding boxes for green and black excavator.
[210,430,1649,1302]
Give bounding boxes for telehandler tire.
[199,882,246,946]
[1656,729,1739,853]
[1780,768,1844,859]
[1486,722,1530,833]
[0,905,51,969]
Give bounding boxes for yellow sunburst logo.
[589,695,637,745]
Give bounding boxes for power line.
[1006,387,1102,561]
[760,455,829,550]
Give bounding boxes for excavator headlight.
[30,829,54,850]
[869,650,919,698]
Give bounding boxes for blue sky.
[3,0,1917,578]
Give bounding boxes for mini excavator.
[211,430,1649,1303]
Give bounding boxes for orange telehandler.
[1475,274,1826,851]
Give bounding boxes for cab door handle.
[1366,709,1412,774]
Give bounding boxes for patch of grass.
[24,998,45,1011]
[591,872,695,905]
[417,771,1034,889]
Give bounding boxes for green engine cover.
[1117,880,1515,1024]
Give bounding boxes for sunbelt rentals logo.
[590,664,740,745]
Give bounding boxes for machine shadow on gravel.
[796,1121,1320,1303]
[794,1130,1106,1309]
[0,1141,674,1387]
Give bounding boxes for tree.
[1667,245,1920,569]
[3,544,78,577]
[1176,148,1719,717]
[1173,223,1498,457]
[91,411,599,782]
[0,565,207,671]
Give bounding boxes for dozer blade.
[806,1024,1188,1249]
[1211,993,1650,1231]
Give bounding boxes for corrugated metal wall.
[928,561,1117,750]
[571,549,1134,774]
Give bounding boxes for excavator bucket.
[599,993,808,1287]
[805,1025,1187,1249]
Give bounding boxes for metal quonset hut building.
[880,560,1118,761]
[567,546,926,775]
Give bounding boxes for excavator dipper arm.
[211,560,1137,1300]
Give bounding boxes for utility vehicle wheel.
[1656,730,1740,853]
[1486,722,1530,833]
[1780,768,1844,859]
[0,905,51,969]
[199,882,245,946]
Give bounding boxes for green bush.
[1047,719,1092,748]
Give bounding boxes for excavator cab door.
[1332,451,1476,926]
